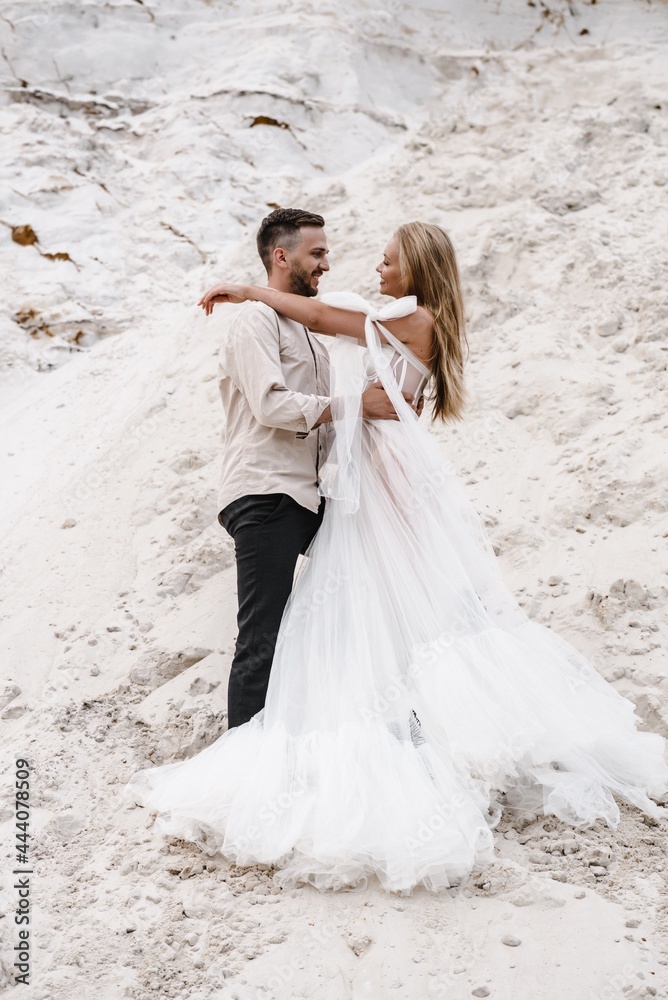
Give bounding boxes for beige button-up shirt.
[217,301,332,516]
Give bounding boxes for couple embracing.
[124,209,668,893]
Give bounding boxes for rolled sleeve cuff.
[295,395,331,438]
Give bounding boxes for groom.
[206,208,416,729]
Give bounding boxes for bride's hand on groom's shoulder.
[197,283,249,315]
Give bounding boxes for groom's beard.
[288,264,320,298]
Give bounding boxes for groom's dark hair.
[256,208,325,274]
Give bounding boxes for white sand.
[1,1,667,996]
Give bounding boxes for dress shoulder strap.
[375,320,431,379]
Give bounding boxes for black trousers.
[219,493,325,729]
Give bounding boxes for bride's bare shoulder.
[410,308,434,359]
[414,305,434,331]
[383,305,433,358]
[383,305,431,338]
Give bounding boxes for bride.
[124,222,668,893]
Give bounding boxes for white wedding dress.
[123,293,668,893]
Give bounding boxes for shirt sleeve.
[229,306,331,435]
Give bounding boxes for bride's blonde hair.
[395,221,469,423]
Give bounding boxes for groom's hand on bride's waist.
[361,386,415,421]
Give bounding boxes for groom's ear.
[272,245,290,271]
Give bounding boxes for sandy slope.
[1,1,668,997]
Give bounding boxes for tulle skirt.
[123,411,668,893]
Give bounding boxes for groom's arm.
[315,386,418,426]
[228,307,418,430]
[312,404,332,428]
[230,308,330,435]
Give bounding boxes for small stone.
[547,575,562,586]
[0,683,21,711]
[501,935,521,947]
[596,316,621,338]
[1,703,25,721]
[574,891,586,899]
[625,919,641,928]
[472,989,490,998]
[507,890,534,908]
[347,935,372,957]
[590,866,608,877]
[529,852,549,865]
[588,849,612,867]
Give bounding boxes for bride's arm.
[198,282,368,341]
[198,283,433,347]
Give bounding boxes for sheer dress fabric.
[124,293,668,894]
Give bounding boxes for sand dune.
[1,1,667,997]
